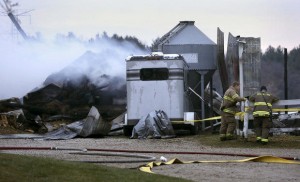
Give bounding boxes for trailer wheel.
[123,126,133,136]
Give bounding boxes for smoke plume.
[0,34,149,99]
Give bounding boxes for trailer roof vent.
[126,53,182,61]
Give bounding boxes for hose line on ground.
[0,146,298,161]
[69,152,156,163]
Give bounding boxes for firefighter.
[220,81,246,141]
[249,86,279,145]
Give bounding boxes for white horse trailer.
[124,52,198,136]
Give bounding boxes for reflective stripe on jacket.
[249,91,279,117]
[221,86,244,115]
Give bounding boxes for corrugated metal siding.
[154,21,217,72]
[226,33,261,97]
[162,44,217,70]
[243,37,261,96]
[165,24,215,45]
[226,33,239,85]
[217,28,229,93]
[153,21,218,120]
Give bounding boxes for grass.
[0,153,191,182]
[194,132,300,149]
[0,132,298,182]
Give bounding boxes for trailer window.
[140,68,169,81]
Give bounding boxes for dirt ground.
[0,134,299,182]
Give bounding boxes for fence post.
[242,99,250,139]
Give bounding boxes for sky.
[0,0,300,99]
[1,0,300,51]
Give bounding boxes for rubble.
[0,73,126,135]
[0,106,114,139]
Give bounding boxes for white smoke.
[0,35,148,99]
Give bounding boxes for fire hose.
[68,152,156,163]
[0,146,299,162]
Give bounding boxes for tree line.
[261,45,300,99]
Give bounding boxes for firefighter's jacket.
[220,86,245,115]
[249,91,279,117]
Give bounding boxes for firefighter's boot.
[261,138,268,145]
[256,137,262,143]
[226,133,234,140]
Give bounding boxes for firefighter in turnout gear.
[249,86,279,145]
[220,81,246,141]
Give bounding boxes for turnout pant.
[220,113,236,137]
[253,116,272,141]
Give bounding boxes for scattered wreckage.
[0,104,175,140]
[0,84,176,140]
[0,72,127,138]
[0,105,111,140]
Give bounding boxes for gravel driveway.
[1,135,299,182]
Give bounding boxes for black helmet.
[260,86,267,91]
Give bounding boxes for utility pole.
[7,11,28,40]
[284,48,288,113]
[0,0,29,40]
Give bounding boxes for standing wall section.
[226,33,261,97]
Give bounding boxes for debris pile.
[0,106,113,139]
[0,52,126,135]
[0,74,126,135]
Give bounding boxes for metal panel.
[226,33,261,97]
[217,28,229,93]
[162,44,217,70]
[226,33,239,84]
[242,37,261,96]
[165,23,215,45]
[152,21,217,121]
[154,21,217,71]
[126,58,187,123]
